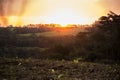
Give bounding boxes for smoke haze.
[0,0,120,26]
[0,0,28,26]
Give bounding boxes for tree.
[93,11,120,60]
[76,11,120,62]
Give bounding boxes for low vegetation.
[0,58,120,80]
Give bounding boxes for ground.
[0,58,120,80]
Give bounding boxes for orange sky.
[0,0,120,26]
[23,0,106,26]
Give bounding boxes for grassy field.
[0,58,120,80]
[19,28,87,37]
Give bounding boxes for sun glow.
[0,0,107,27]
[43,8,97,26]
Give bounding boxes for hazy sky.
[23,0,120,25]
[100,0,120,14]
[0,0,120,26]
[25,0,120,15]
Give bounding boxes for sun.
[19,0,102,26]
[0,0,106,27]
[6,7,98,27]
[41,8,95,26]
[60,23,67,27]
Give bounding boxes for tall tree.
[93,11,120,60]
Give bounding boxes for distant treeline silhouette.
[0,11,120,63]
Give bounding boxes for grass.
[0,58,120,80]
[19,28,87,37]
[15,47,46,51]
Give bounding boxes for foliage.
[0,11,120,63]
[76,11,120,62]
[92,11,120,61]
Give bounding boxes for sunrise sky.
[0,0,120,26]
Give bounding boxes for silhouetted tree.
[75,11,120,62]
[92,11,120,60]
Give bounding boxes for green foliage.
[51,69,55,73]
[73,59,79,64]
[57,74,64,79]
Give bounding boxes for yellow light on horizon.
[1,0,107,26]
[20,0,106,26]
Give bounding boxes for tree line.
[0,11,120,63]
